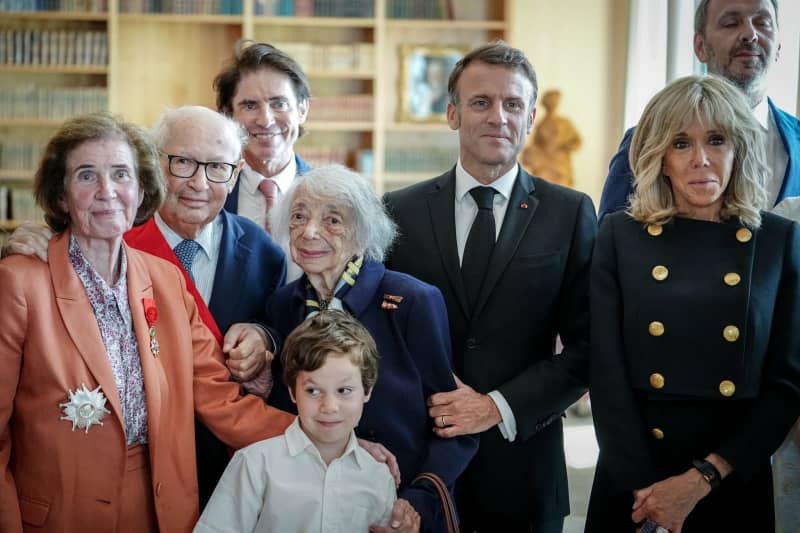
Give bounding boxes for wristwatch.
[692,459,721,490]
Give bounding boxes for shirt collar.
[753,97,769,130]
[242,155,298,195]
[454,160,517,203]
[284,417,363,468]
[154,210,219,258]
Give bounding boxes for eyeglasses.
[161,153,237,184]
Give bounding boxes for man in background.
[599,0,800,221]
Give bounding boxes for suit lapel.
[125,244,165,454]
[770,98,800,202]
[427,171,470,317]
[50,231,124,426]
[473,170,539,317]
[209,211,244,327]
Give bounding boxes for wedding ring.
[441,415,446,427]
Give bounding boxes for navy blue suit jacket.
[223,154,311,214]
[208,210,287,332]
[598,98,800,222]
[266,259,479,531]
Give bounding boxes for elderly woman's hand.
[223,323,270,381]
[358,439,401,487]
[369,499,420,533]
[1,222,52,261]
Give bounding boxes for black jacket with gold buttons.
[590,211,800,493]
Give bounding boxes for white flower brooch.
[59,384,111,433]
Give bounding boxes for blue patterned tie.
[173,239,200,283]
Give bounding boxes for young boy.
[195,311,396,533]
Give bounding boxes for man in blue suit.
[599,0,800,221]
[125,105,288,510]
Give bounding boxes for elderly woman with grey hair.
[265,165,478,533]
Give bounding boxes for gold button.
[719,380,736,397]
[648,321,665,336]
[649,373,665,389]
[723,325,740,342]
[647,224,663,236]
[651,265,669,281]
[736,228,752,243]
[724,272,741,286]
[651,428,664,440]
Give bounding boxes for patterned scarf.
[304,256,364,316]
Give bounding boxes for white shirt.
[753,98,789,209]
[453,160,520,442]
[154,211,222,304]
[237,158,303,282]
[195,418,396,533]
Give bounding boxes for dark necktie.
[173,239,200,283]
[462,186,497,311]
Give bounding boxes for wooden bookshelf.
[0,0,509,228]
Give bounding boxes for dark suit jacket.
[587,212,800,530]
[265,259,479,531]
[125,210,287,508]
[223,154,311,214]
[598,98,800,222]
[383,167,596,522]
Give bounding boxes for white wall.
[509,0,629,206]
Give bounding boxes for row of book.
[0,142,43,171]
[271,41,373,73]
[309,95,373,122]
[0,29,108,66]
[385,147,455,173]
[0,186,43,223]
[0,0,105,11]
[388,0,488,20]
[120,0,242,14]
[255,0,373,17]
[0,87,107,119]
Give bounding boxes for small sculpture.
[520,90,581,188]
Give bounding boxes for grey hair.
[695,0,779,35]
[150,105,248,159]
[271,164,397,261]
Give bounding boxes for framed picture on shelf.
[398,44,467,123]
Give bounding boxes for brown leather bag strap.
[411,472,460,533]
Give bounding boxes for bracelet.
[692,459,721,491]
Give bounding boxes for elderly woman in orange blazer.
[0,112,295,532]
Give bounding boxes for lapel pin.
[520,202,529,209]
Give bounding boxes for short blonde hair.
[628,75,768,228]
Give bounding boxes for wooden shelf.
[386,122,452,132]
[0,169,35,180]
[253,16,376,28]
[385,19,507,30]
[0,118,66,127]
[0,64,108,74]
[118,13,244,24]
[307,121,373,132]
[0,10,108,21]
[305,69,374,80]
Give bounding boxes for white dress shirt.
[154,211,222,304]
[237,157,303,281]
[753,99,790,209]
[195,418,396,533]
[453,160,520,442]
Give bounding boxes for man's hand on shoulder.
[1,222,52,261]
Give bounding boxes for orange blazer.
[0,230,294,532]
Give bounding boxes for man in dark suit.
[599,0,800,222]
[384,42,597,533]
